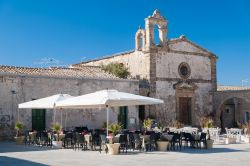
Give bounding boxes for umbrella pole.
[106,105,109,137]
[65,112,67,130]
[53,108,56,124]
[53,107,56,124]
[60,109,63,128]
[17,109,19,121]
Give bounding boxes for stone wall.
[73,10,218,127]
[213,90,250,127]
[82,51,151,80]
[156,51,212,80]
[0,75,139,139]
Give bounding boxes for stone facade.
[0,66,139,139]
[213,87,250,128]
[1,10,250,140]
[75,10,218,126]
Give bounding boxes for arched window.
[153,24,160,46]
[135,29,145,51]
[138,34,143,50]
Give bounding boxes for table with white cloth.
[140,135,150,151]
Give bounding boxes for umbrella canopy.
[19,94,74,109]
[18,94,74,124]
[55,89,163,108]
[55,90,163,136]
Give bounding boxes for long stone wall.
[81,51,151,80]
[0,75,139,140]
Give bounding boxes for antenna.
[80,57,87,62]
[34,57,63,68]
[241,79,249,87]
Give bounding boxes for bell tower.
[145,9,168,49]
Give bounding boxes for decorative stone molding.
[173,81,198,91]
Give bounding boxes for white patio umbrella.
[55,89,164,136]
[18,94,74,125]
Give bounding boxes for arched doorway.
[219,97,242,130]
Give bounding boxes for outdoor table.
[29,132,36,139]
[28,132,37,143]
[84,134,92,144]
[140,135,150,151]
[84,134,92,149]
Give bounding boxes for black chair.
[99,134,108,153]
[182,132,195,148]
[197,133,207,149]
[144,132,158,151]
[128,132,134,149]
[170,133,182,151]
[132,133,142,151]
[119,134,128,153]
[39,131,51,147]
[74,133,87,150]
[181,132,192,148]
[92,131,101,150]
[64,132,74,148]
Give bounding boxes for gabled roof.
[72,50,134,68]
[168,35,217,58]
[73,36,217,67]
[0,65,120,80]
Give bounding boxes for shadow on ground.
[0,156,49,166]
[175,147,247,154]
[0,141,55,153]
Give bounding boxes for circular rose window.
[178,63,191,79]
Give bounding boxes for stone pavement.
[1,141,250,166]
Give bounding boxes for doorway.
[32,109,46,131]
[139,105,145,122]
[118,106,128,129]
[179,97,192,125]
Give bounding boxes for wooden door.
[179,97,192,125]
[32,109,46,131]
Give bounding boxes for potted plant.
[14,121,25,145]
[107,123,122,155]
[108,123,122,142]
[143,118,153,132]
[156,135,169,151]
[172,120,182,129]
[242,121,250,143]
[51,123,62,148]
[201,117,214,149]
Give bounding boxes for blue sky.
[0,0,249,86]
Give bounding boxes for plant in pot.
[107,123,122,155]
[143,118,153,133]
[108,123,122,142]
[172,120,182,129]
[14,121,25,144]
[51,123,62,148]
[156,134,169,151]
[202,117,214,148]
[242,120,250,143]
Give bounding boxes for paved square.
[1,142,250,166]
